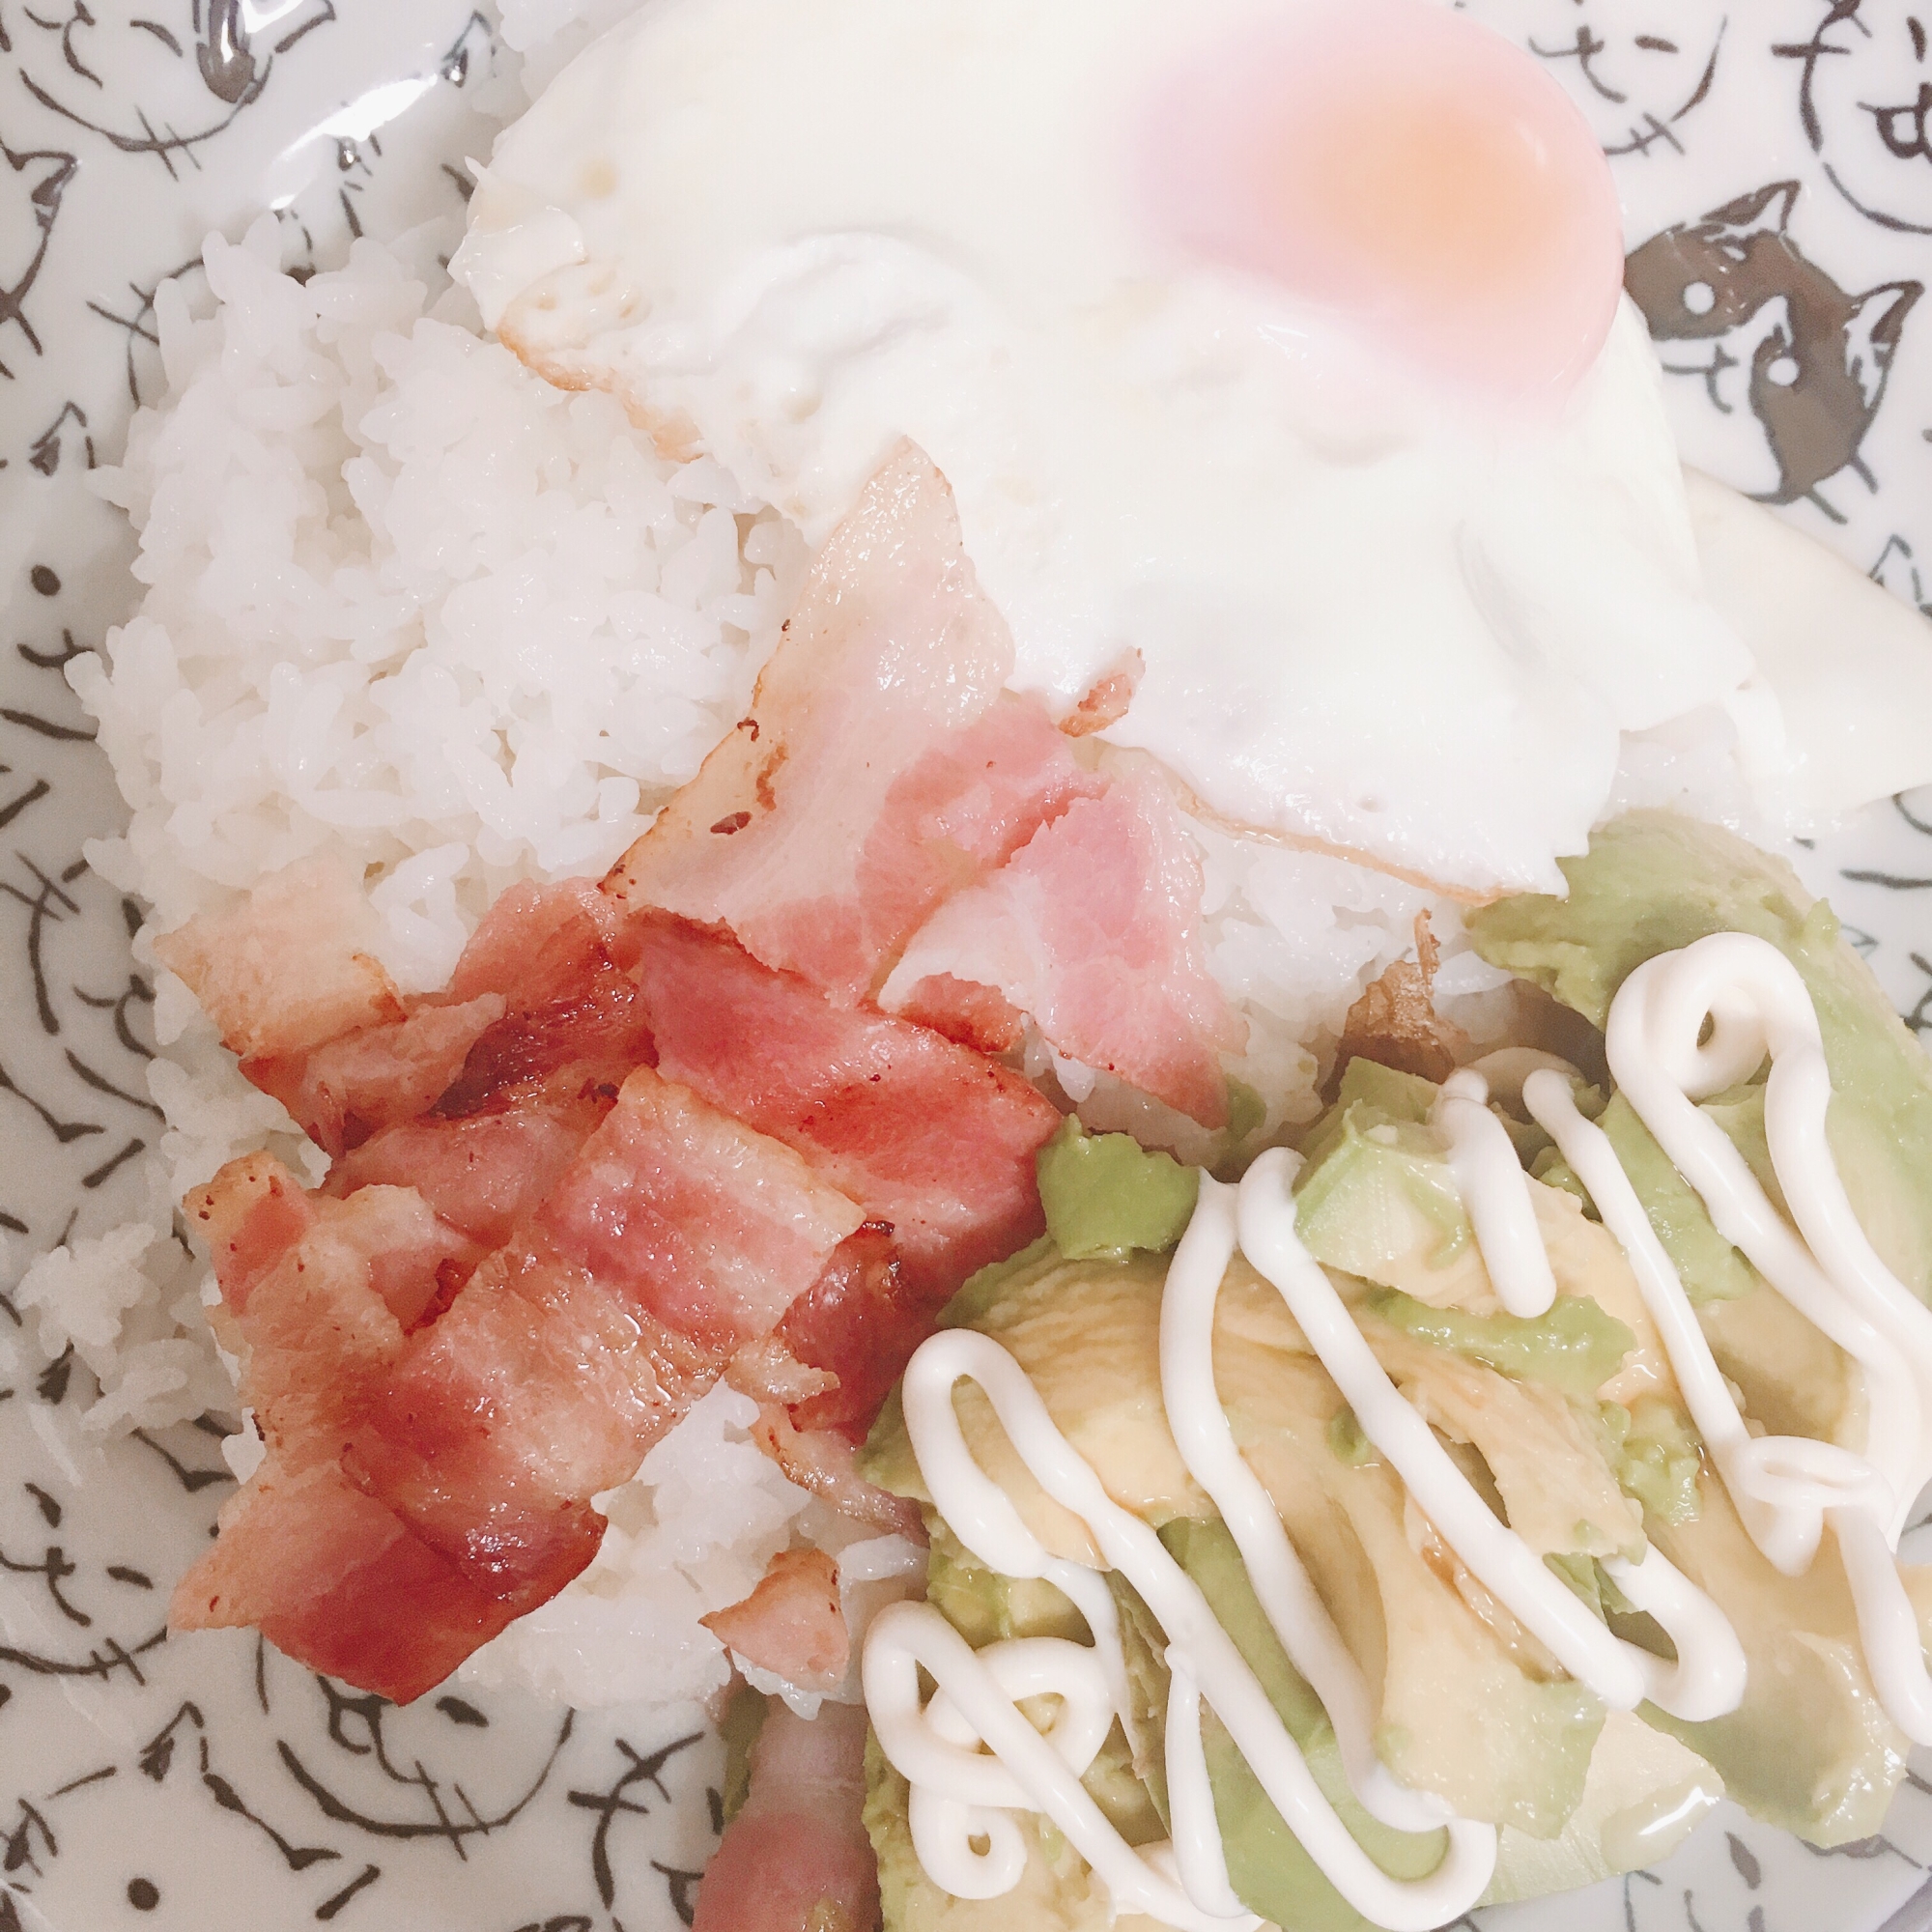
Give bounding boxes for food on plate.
[456,0,1932,895]
[855,814,1932,1929]
[43,0,1932,1925]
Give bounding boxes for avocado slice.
[1036,1115,1200,1261]
[864,1241,1611,1836]
[1292,1064,1677,1413]
[1358,1285,1634,1401]
[1162,1517,1449,1932]
[1648,1472,1906,1844]
[1467,810,1932,1306]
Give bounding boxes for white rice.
[36,0,1575,1711]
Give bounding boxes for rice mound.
[49,89,1503,1710]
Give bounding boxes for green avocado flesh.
[1467,810,1932,1313]
[863,812,1932,1926]
[1036,1115,1200,1261]
[1360,1287,1634,1402]
[1162,1519,1450,1932]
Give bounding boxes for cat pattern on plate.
[1466,0,1729,157]
[1625,180,1921,520]
[1777,0,1932,237]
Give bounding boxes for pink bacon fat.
[153,853,405,1062]
[694,1702,880,1932]
[603,442,1101,1005]
[700,1547,850,1693]
[881,766,1246,1127]
[175,1064,865,1690]
[630,909,1060,1305]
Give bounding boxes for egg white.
[455,0,1924,893]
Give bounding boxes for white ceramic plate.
[2,3,1931,1927]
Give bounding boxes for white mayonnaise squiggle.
[1235,1146,1746,1725]
[866,926,1932,1921]
[1434,1068,1558,1317]
[865,1324,1499,1931]
[1524,929,1932,1745]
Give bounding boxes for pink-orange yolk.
[1138,0,1626,411]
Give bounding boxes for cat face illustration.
[15,0,338,169]
[1463,0,1726,156]
[0,144,77,376]
[1626,180,1920,515]
[1779,0,1932,235]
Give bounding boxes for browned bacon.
[163,451,1257,1709]
[539,1065,866,1352]
[771,1225,927,1443]
[693,1702,880,1932]
[604,446,1093,1004]
[327,1069,613,1251]
[883,767,1246,1127]
[341,1067,861,1605]
[244,994,507,1158]
[446,875,631,1006]
[185,1150,318,1314]
[339,1243,655,1609]
[700,1548,849,1692]
[187,1155,477,1465]
[748,1405,924,1539]
[435,877,655,1113]
[171,1459,527,1706]
[631,911,1060,1301]
[178,1065,870,1692]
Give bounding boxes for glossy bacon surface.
[327,1070,613,1251]
[773,1225,928,1442]
[882,767,1246,1126]
[539,1065,865,1352]
[154,854,405,1061]
[605,446,1092,1004]
[171,1460,527,1705]
[632,911,1059,1301]
[700,1548,849,1692]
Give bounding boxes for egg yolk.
[1138,0,1625,410]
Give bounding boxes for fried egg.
[454,0,1932,895]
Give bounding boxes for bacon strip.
[171,1459,526,1706]
[693,1702,880,1932]
[343,1071,858,1608]
[327,1070,615,1251]
[882,768,1245,1127]
[186,1155,477,1465]
[154,854,405,1061]
[340,1241,668,1608]
[632,911,1059,1301]
[701,1548,849,1692]
[771,1225,927,1443]
[539,1066,866,1353]
[245,995,508,1159]
[179,1069,867,1693]
[605,445,1089,1003]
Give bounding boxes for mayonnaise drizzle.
[1235,1147,1744,1725]
[1434,1068,1558,1317]
[863,926,1932,1921]
[866,1327,1498,1931]
[1523,929,1932,1745]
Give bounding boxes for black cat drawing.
[1625,181,1920,519]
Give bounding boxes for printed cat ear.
[1846,282,1922,407]
[1705,180,1801,239]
